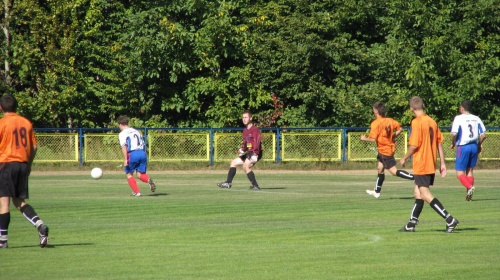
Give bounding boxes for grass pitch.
[1,170,499,279]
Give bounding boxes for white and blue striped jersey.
[119,127,145,152]
[450,113,486,146]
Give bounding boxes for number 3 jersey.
[119,127,145,152]
[0,113,37,163]
[451,113,486,146]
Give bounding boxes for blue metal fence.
[34,127,500,166]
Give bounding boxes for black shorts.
[240,151,263,163]
[414,174,435,187]
[377,153,396,169]
[0,162,30,199]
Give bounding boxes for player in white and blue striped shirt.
[450,100,486,201]
[118,115,156,196]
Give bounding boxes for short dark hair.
[461,100,472,112]
[243,110,252,117]
[117,115,129,125]
[373,101,386,117]
[0,94,18,113]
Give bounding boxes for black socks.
[247,171,258,186]
[0,212,10,238]
[20,204,41,227]
[396,170,414,180]
[226,167,237,183]
[375,174,385,192]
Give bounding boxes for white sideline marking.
[352,231,382,245]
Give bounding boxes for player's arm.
[29,144,37,165]
[450,133,457,149]
[478,133,486,152]
[450,117,459,149]
[28,144,37,175]
[437,142,447,178]
[28,129,37,174]
[393,127,403,142]
[121,145,129,166]
[394,127,403,137]
[400,145,418,167]
[360,134,376,142]
[252,129,261,155]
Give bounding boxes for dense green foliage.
[1,0,499,128]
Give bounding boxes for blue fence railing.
[33,127,500,166]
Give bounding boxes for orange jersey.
[0,113,37,163]
[408,114,443,175]
[368,116,402,156]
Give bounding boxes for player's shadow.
[431,227,480,233]
[471,198,500,201]
[11,243,93,249]
[147,193,168,197]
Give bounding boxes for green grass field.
[2,170,499,279]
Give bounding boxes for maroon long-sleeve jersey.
[241,125,262,155]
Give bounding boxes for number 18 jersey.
[0,113,37,163]
[451,113,486,146]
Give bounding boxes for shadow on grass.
[147,192,168,197]
[260,187,286,190]
[430,227,481,233]
[11,243,94,249]
[471,198,500,201]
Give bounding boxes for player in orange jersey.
[361,101,414,198]
[0,94,49,248]
[399,96,459,233]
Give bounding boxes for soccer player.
[450,100,486,201]
[118,115,156,196]
[399,96,459,233]
[361,101,414,198]
[218,110,262,190]
[0,94,49,248]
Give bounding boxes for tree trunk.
[2,0,12,87]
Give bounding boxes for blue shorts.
[125,150,148,174]
[455,143,478,171]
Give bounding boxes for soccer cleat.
[131,192,141,197]
[0,241,8,248]
[466,186,475,201]
[38,224,49,248]
[445,218,459,233]
[366,189,381,198]
[249,185,261,190]
[217,182,232,189]
[398,225,415,232]
[148,178,156,192]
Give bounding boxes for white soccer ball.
[91,167,103,179]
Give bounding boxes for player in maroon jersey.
[218,110,263,190]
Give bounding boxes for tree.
[0,0,12,88]
[1,0,498,128]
